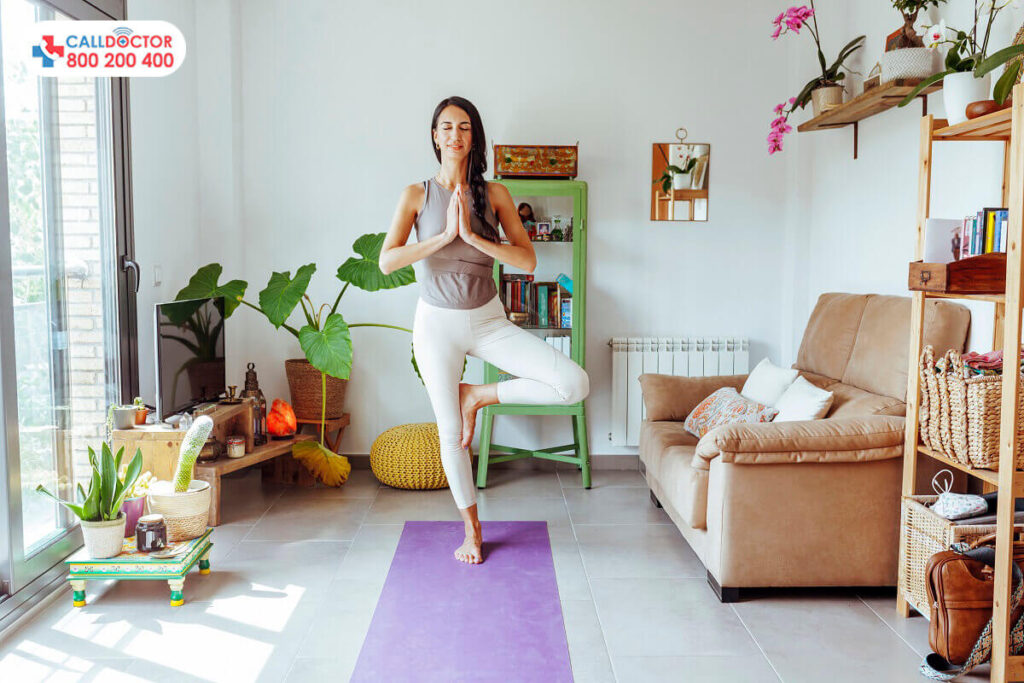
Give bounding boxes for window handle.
[121,256,140,294]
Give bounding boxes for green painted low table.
[65,529,213,608]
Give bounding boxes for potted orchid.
[880,0,945,82]
[899,1,1024,124]
[767,3,865,154]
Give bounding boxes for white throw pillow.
[740,358,799,407]
[773,376,834,422]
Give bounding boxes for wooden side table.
[265,414,351,487]
[296,414,350,454]
[66,529,213,607]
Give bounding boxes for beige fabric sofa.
[639,293,970,601]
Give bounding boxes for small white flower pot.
[80,514,127,559]
[672,173,691,190]
[880,47,936,82]
[943,72,991,126]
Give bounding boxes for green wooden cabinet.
[476,179,590,489]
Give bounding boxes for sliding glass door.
[0,0,136,604]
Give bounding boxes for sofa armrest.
[693,416,905,468]
[639,373,748,422]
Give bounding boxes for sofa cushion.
[658,444,708,530]
[795,293,869,380]
[741,358,799,406]
[774,376,834,422]
[684,388,778,439]
[827,382,905,418]
[639,421,697,480]
[841,296,970,401]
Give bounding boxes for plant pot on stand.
[943,72,991,126]
[81,514,127,559]
[811,85,844,117]
[285,358,348,420]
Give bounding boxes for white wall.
[783,2,1024,357]
[128,0,200,403]
[129,0,791,457]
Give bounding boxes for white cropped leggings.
[412,294,590,509]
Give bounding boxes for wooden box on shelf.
[112,402,254,481]
[908,252,1006,294]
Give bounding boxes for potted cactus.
[36,443,143,558]
[147,415,214,541]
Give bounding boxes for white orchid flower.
[925,20,947,48]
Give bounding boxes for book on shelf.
[498,270,570,328]
[940,208,1010,261]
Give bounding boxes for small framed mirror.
[650,142,710,221]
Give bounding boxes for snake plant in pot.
[175,233,417,486]
[36,443,143,558]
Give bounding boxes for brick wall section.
[56,76,108,479]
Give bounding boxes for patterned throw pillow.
[684,387,779,439]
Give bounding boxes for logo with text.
[27,21,185,77]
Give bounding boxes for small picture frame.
[536,221,551,236]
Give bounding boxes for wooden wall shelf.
[797,79,942,158]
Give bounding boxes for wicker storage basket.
[919,347,1024,469]
[147,480,211,542]
[900,495,1002,620]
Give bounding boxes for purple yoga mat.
[351,521,573,683]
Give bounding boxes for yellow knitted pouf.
[370,423,472,490]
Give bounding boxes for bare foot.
[454,525,483,564]
[458,383,480,448]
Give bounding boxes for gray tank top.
[413,178,500,309]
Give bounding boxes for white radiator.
[609,337,750,446]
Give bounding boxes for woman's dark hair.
[430,96,499,243]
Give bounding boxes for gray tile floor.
[0,466,991,682]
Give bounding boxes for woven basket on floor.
[370,423,473,490]
[900,495,1000,621]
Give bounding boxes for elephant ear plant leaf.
[336,232,416,293]
[176,263,247,317]
[260,263,317,329]
[36,443,143,521]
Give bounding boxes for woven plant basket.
[900,495,1003,620]
[370,423,473,490]
[147,480,211,542]
[285,358,348,420]
[880,47,936,82]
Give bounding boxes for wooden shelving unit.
[797,79,942,158]
[898,82,1024,682]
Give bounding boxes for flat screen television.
[155,296,226,421]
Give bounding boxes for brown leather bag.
[926,550,999,665]
[926,540,1024,667]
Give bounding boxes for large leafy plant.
[900,2,1024,107]
[36,443,143,522]
[176,232,416,485]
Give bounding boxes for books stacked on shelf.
[498,266,572,328]
[959,207,1009,258]
[545,335,571,358]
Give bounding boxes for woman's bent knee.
[558,365,590,404]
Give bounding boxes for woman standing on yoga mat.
[378,96,589,565]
